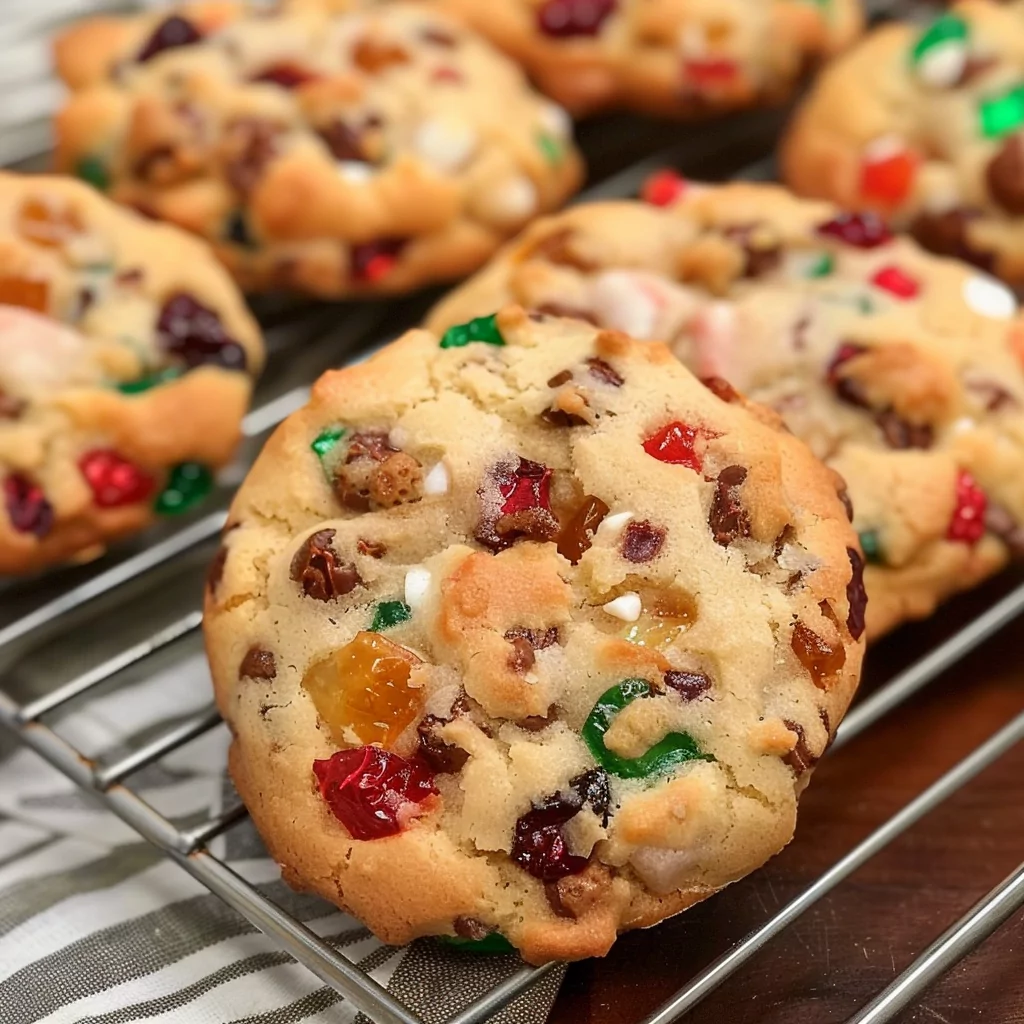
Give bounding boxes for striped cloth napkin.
[0,654,565,1024]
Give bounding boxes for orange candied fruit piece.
[791,621,846,689]
[622,591,697,648]
[0,274,48,313]
[16,195,84,248]
[302,630,423,747]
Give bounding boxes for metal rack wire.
[2,2,1024,1018]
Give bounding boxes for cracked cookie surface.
[0,171,261,575]
[427,182,1024,639]
[204,306,863,963]
[53,2,582,298]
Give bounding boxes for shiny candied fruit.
[0,274,48,312]
[439,314,504,349]
[75,157,110,193]
[642,421,709,471]
[641,169,687,207]
[313,746,437,841]
[302,631,423,747]
[16,196,84,248]
[947,469,987,544]
[846,548,867,641]
[860,147,917,206]
[154,462,213,515]
[311,426,346,463]
[536,0,617,38]
[4,474,54,537]
[117,367,182,394]
[582,678,706,779]
[871,264,920,299]
[370,600,412,631]
[858,528,882,564]
[137,15,202,62]
[78,449,155,508]
[791,621,846,689]
[683,57,739,88]
[621,519,665,563]
[157,293,247,371]
[979,84,1024,140]
[816,212,893,249]
[500,458,553,517]
[350,238,406,284]
[557,494,609,564]
[622,592,696,648]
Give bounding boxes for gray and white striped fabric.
[0,656,565,1023]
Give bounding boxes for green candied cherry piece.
[439,933,516,955]
[805,252,835,278]
[536,131,563,166]
[311,426,346,460]
[582,678,708,780]
[439,314,505,350]
[155,462,214,515]
[116,367,182,395]
[370,600,412,631]
[76,156,110,193]
[858,529,883,565]
[911,14,968,61]
[979,84,1024,140]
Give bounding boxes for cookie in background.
[288,0,864,117]
[783,0,1024,286]
[427,181,1024,639]
[0,171,262,575]
[204,307,865,963]
[52,2,583,298]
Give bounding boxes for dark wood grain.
[552,568,1024,1024]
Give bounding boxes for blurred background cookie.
[0,170,262,574]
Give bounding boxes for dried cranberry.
[157,293,247,372]
[723,224,781,279]
[986,135,1024,215]
[4,474,53,537]
[537,0,617,38]
[708,466,750,547]
[78,449,155,508]
[417,714,469,774]
[781,719,818,776]
[875,409,933,450]
[290,528,362,600]
[224,118,280,195]
[816,212,892,249]
[251,64,318,89]
[825,343,870,408]
[871,265,919,299]
[571,768,610,826]
[477,458,559,552]
[351,238,406,284]
[621,519,666,563]
[239,646,277,681]
[947,470,987,545]
[313,746,437,840]
[846,547,867,641]
[586,357,623,387]
[137,15,201,63]
[643,422,709,471]
[664,670,712,701]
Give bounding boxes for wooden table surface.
[552,568,1024,1024]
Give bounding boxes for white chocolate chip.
[414,118,477,172]
[423,461,450,495]
[862,134,906,165]
[916,41,967,89]
[598,511,634,534]
[388,426,409,448]
[602,592,642,622]
[404,567,432,609]
[630,846,701,895]
[949,415,977,436]
[963,274,1016,320]
[488,176,537,225]
[337,161,374,183]
[590,271,660,338]
[540,102,572,138]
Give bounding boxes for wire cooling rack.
[2,3,1023,1022]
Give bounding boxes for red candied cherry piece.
[947,469,987,544]
[871,265,920,299]
[537,0,617,38]
[4,474,54,537]
[351,239,406,284]
[79,450,156,508]
[499,458,553,515]
[860,148,917,206]
[641,169,687,207]
[643,422,712,471]
[312,746,438,840]
[683,58,738,87]
[816,212,893,249]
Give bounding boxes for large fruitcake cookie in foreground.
[427,183,1024,639]
[53,3,582,298]
[290,0,862,117]
[0,172,261,575]
[204,307,864,963]
[782,1,1024,285]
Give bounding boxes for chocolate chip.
[987,135,1024,215]
[586,357,623,387]
[352,38,411,73]
[781,719,818,776]
[909,208,995,273]
[507,636,536,673]
[836,486,854,522]
[318,120,368,163]
[531,302,598,325]
[239,645,277,681]
[525,228,596,272]
[826,343,870,408]
[723,223,782,278]
[206,545,228,594]
[357,537,387,558]
[966,379,1019,412]
[495,506,560,544]
[519,715,554,732]
[875,409,934,450]
[701,376,740,403]
[504,625,559,674]
[708,466,751,547]
[289,528,362,601]
[421,25,457,47]
[621,519,666,563]
[417,714,470,774]
[0,391,25,420]
[547,369,573,388]
[541,407,589,428]
[453,917,491,940]
[545,881,577,918]
[137,15,201,63]
[664,670,712,701]
[984,503,1024,556]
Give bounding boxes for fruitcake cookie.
[204,308,865,963]
[782,1,1024,286]
[53,3,582,298]
[426,182,1024,639]
[288,0,863,117]
[0,171,261,575]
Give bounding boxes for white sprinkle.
[591,271,660,338]
[337,161,374,183]
[599,511,634,534]
[963,274,1016,320]
[414,118,477,172]
[423,461,450,495]
[404,567,432,610]
[602,592,642,623]
[540,102,572,139]
[862,134,906,165]
[490,176,537,223]
[916,40,967,89]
